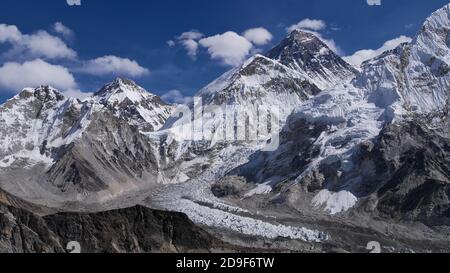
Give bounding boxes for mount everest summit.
[1,4,450,253]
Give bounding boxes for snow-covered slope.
[0,80,174,203]
[163,32,358,154]
[266,30,357,90]
[0,86,88,168]
[226,4,450,217]
[0,4,449,245]
[92,78,174,132]
[355,4,450,115]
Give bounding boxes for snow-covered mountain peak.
[197,53,320,109]
[354,3,450,115]
[93,77,156,104]
[91,78,173,132]
[15,85,66,104]
[411,3,450,65]
[265,30,357,89]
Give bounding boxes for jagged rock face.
[0,86,85,166]
[161,54,324,167]
[266,30,357,89]
[228,85,385,192]
[0,189,56,216]
[162,37,355,164]
[45,109,160,197]
[355,4,450,114]
[200,55,321,106]
[228,117,328,187]
[352,115,450,225]
[0,80,173,203]
[93,78,174,132]
[220,4,450,221]
[0,203,228,253]
[194,54,322,137]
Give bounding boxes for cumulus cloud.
[0,59,77,91]
[286,18,326,33]
[161,89,193,105]
[19,31,77,59]
[0,24,76,60]
[0,24,22,43]
[175,28,273,64]
[178,30,204,41]
[243,27,273,46]
[0,22,152,97]
[181,39,199,59]
[175,30,204,59]
[199,31,253,66]
[343,35,412,67]
[167,40,176,47]
[78,55,150,77]
[53,22,74,40]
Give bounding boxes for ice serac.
[266,29,358,89]
[93,78,174,132]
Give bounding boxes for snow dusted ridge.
[266,29,357,90]
[0,79,173,170]
[355,3,450,115]
[225,4,450,215]
[92,78,174,132]
[298,4,450,214]
[198,54,321,120]
[0,4,449,242]
[0,86,87,167]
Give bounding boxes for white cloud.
[167,40,176,47]
[0,59,77,91]
[0,24,76,60]
[175,28,272,63]
[19,31,77,59]
[199,31,253,66]
[181,39,199,59]
[78,55,150,77]
[53,22,74,40]
[161,89,193,105]
[286,18,326,33]
[285,19,342,55]
[176,30,204,59]
[243,27,273,46]
[0,24,22,43]
[343,35,412,67]
[178,30,204,41]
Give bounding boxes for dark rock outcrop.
[0,193,230,253]
[354,114,450,225]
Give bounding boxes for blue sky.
[0,0,448,103]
